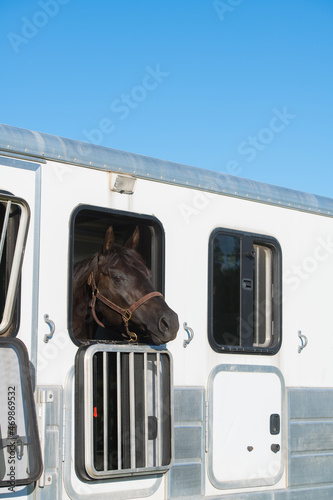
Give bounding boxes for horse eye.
[112,274,124,283]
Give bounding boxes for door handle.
[270,414,280,435]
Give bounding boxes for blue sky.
[1,0,333,197]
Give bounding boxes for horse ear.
[102,226,115,255]
[124,226,139,250]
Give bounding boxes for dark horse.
[72,226,179,345]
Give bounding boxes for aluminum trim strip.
[1,123,333,217]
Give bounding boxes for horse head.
[76,225,179,345]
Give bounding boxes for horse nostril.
[158,316,170,333]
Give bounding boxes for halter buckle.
[122,310,132,323]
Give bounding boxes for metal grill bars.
[84,345,172,479]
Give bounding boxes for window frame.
[208,227,282,355]
[0,194,30,337]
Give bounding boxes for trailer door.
[208,364,284,490]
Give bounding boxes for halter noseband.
[87,272,163,342]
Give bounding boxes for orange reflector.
[93,407,97,418]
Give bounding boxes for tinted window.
[209,229,281,354]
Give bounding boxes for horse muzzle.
[148,308,179,345]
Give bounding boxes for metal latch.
[270,414,280,435]
[0,426,30,460]
[242,278,253,290]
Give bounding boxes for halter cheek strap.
[88,272,163,342]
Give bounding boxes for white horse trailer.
[1,123,333,499]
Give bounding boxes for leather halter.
[87,272,163,342]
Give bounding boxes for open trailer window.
[71,207,175,480]
[208,228,282,354]
[69,205,165,343]
[75,344,173,480]
[0,195,30,337]
[0,338,42,489]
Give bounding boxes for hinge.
[205,400,209,453]
[37,389,54,488]
[62,403,66,462]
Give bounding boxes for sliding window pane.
[212,234,241,346]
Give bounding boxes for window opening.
[0,195,30,336]
[69,206,178,345]
[75,344,172,480]
[209,228,281,354]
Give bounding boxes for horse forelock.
[99,246,148,275]
[73,246,148,289]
